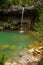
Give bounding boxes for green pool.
[0,31,37,58]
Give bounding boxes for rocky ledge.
[4,46,43,65]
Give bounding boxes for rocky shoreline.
[4,46,43,65]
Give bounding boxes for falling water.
[19,7,24,33]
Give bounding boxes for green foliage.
[37,3,43,22]
[0,0,36,8]
[34,3,43,32]
[0,54,5,65]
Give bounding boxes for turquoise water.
[0,31,37,58]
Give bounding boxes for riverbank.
[4,46,43,65]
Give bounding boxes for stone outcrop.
[4,47,42,65]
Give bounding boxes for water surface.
[0,31,37,58]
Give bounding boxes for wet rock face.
[0,27,4,31]
[0,4,39,31]
[0,11,38,31]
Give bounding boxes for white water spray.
[19,7,24,33]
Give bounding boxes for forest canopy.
[0,0,41,8]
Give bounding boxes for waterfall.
[19,7,24,33]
